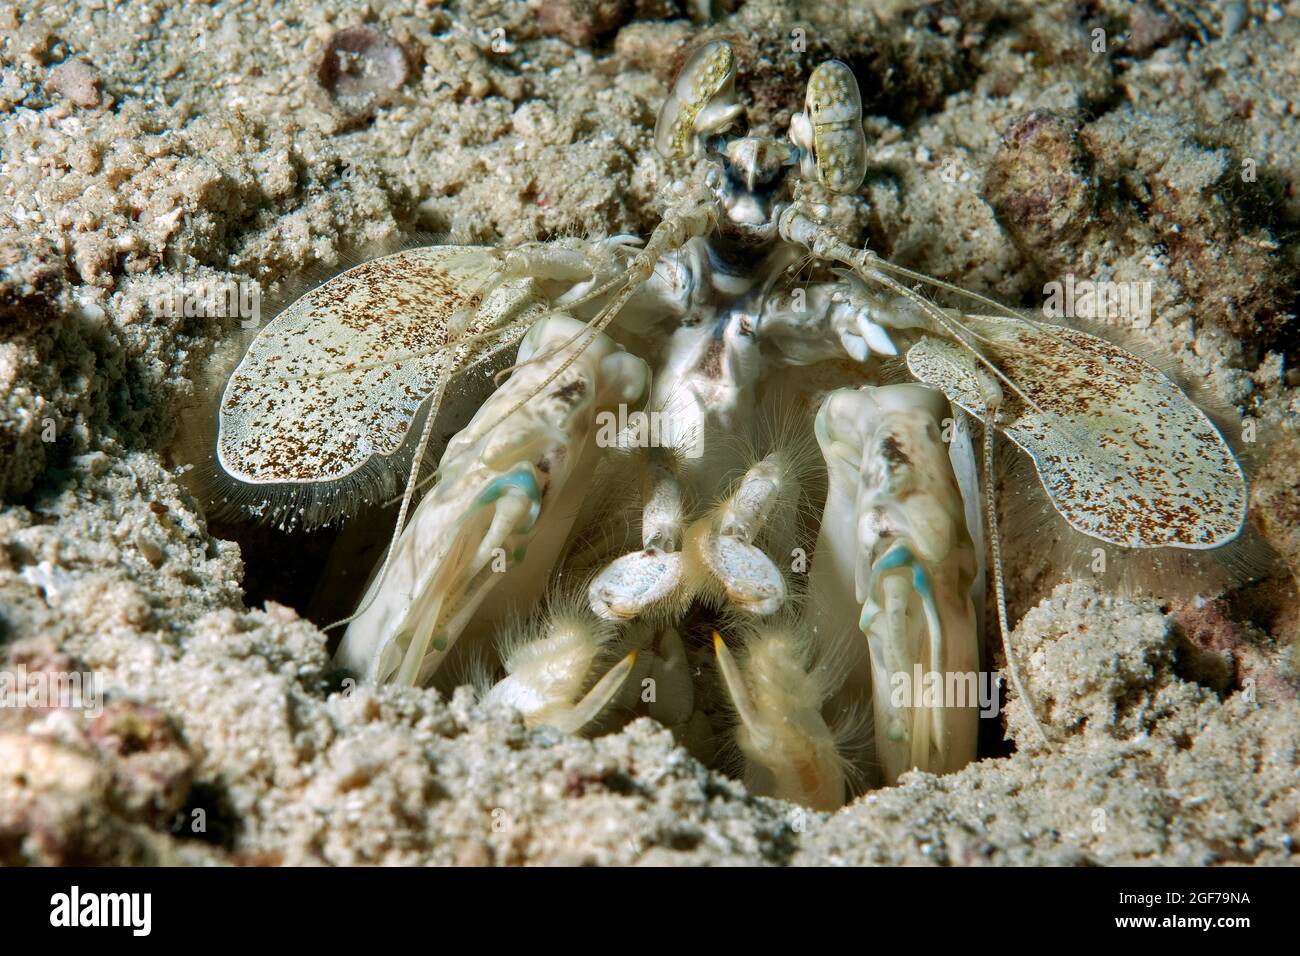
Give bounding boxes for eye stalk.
[788,60,867,194]
[655,41,745,161]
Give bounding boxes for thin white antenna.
[324,367,448,632]
[980,398,1050,748]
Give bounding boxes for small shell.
[316,26,409,123]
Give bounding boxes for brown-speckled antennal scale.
[906,314,1248,550]
[217,245,543,496]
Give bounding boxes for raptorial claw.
[334,314,649,686]
[809,384,980,784]
[858,541,947,775]
[687,518,786,615]
[712,627,850,811]
[483,603,638,734]
[588,547,686,622]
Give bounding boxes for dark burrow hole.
[209,518,342,624]
[209,509,389,653]
[170,781,242,851]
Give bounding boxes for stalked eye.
[788,60,867,194]
[654,41,744,161]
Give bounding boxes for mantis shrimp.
[213,42,1250,808]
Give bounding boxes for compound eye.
[790,60,867,193]
[655,41,743,160]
